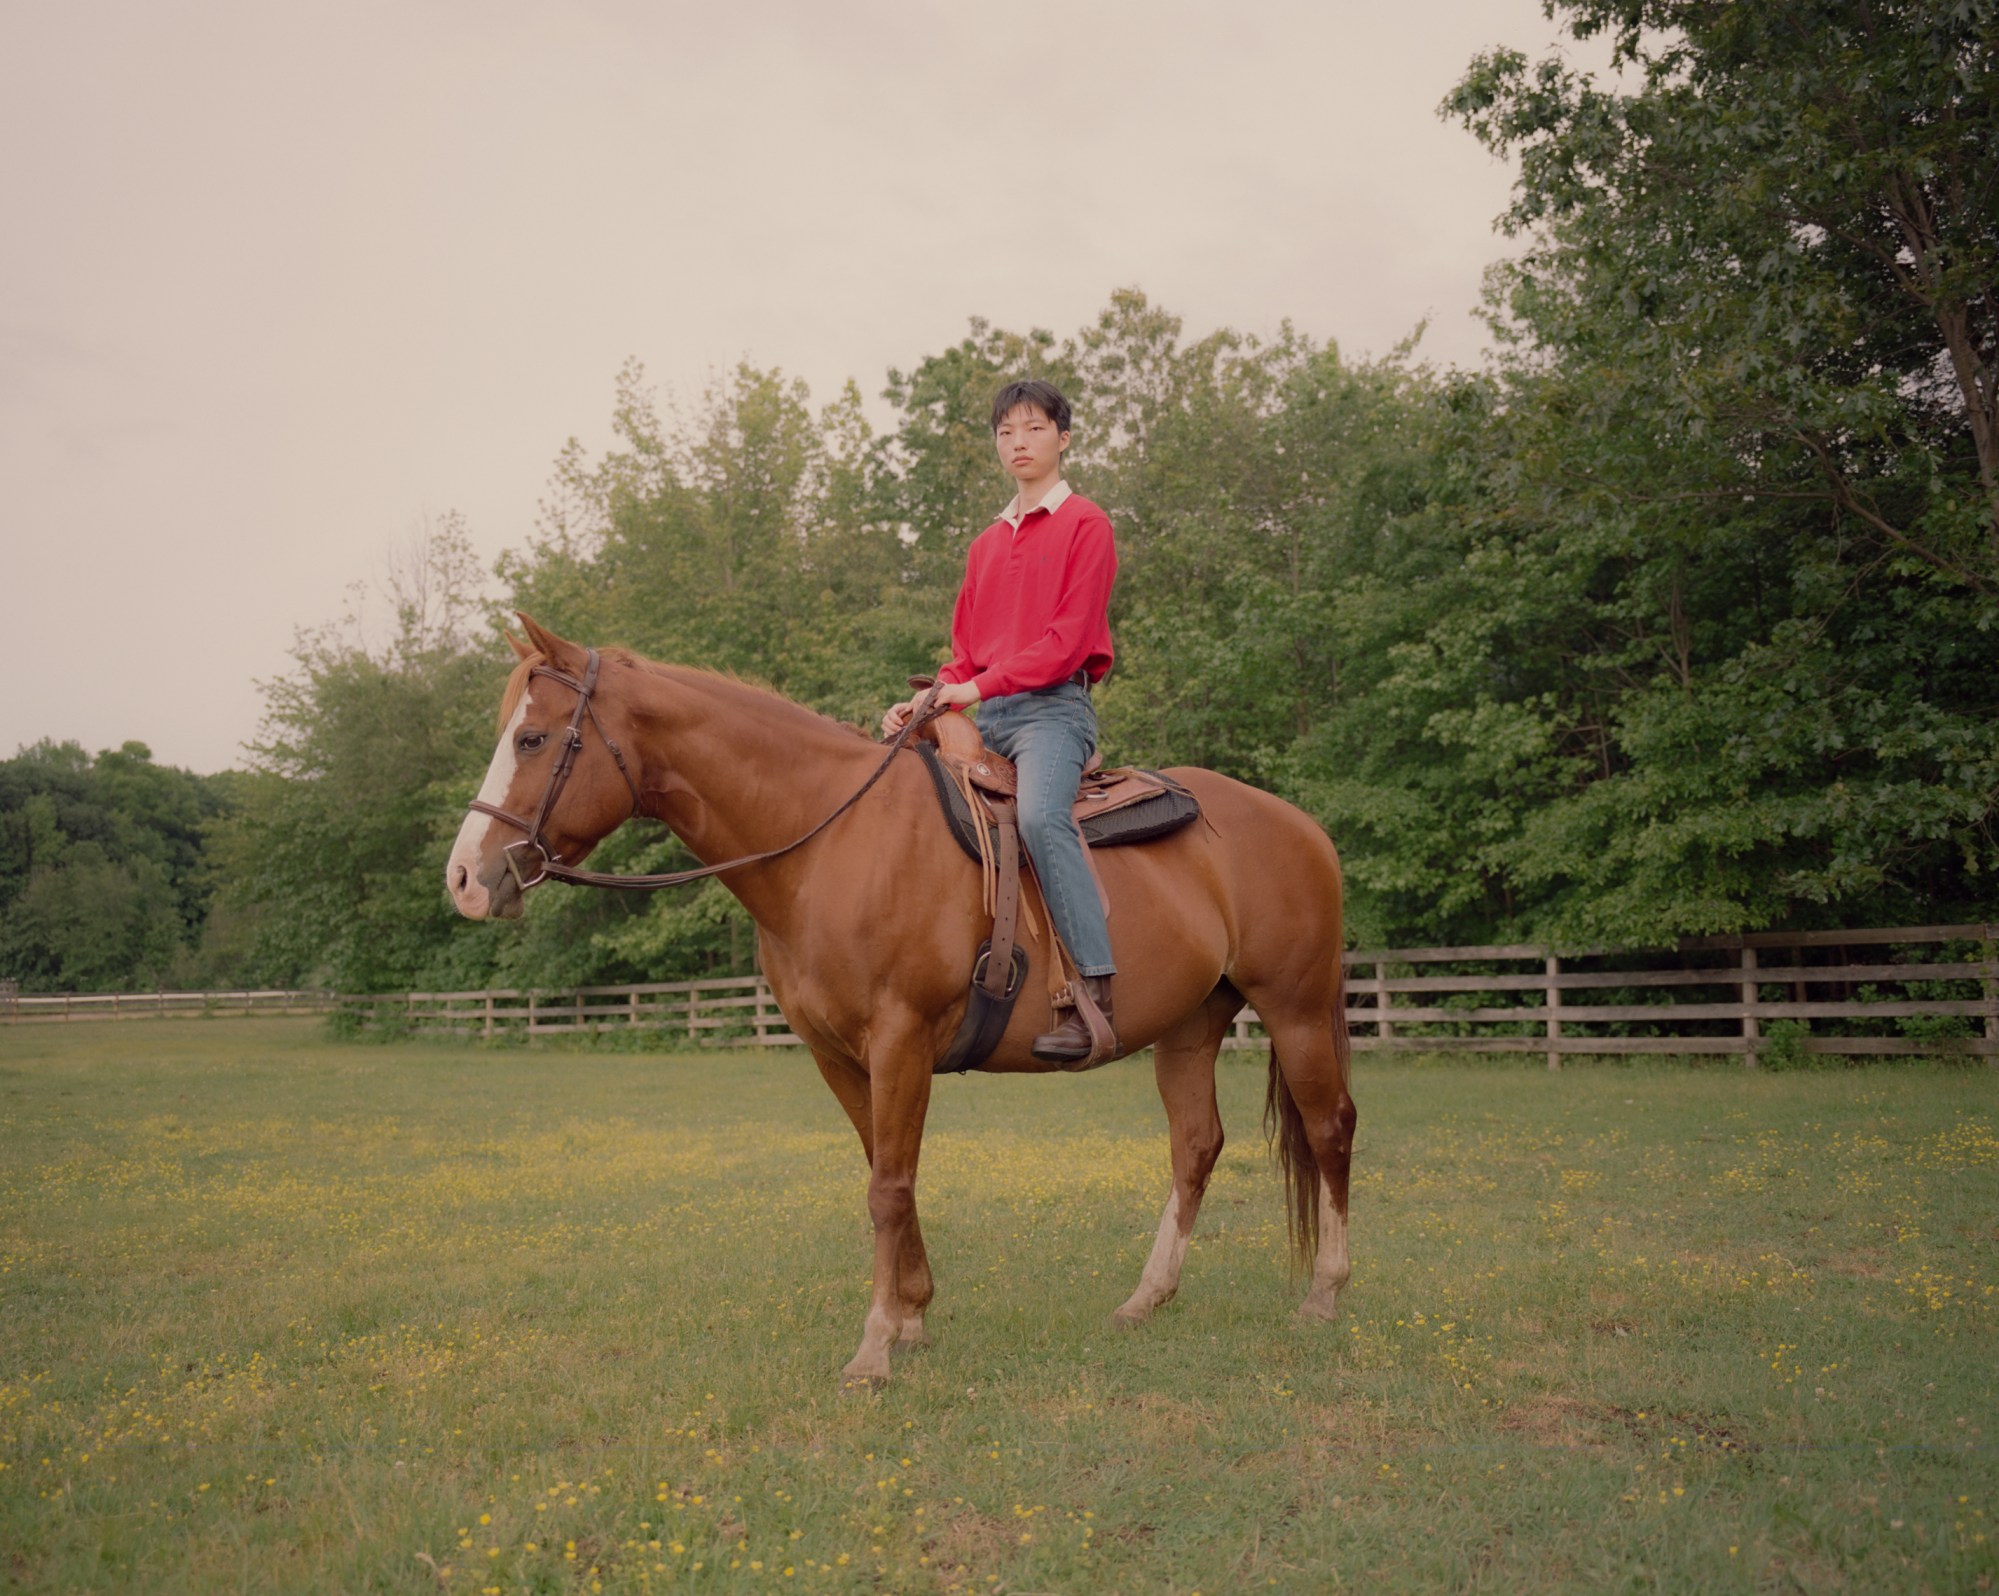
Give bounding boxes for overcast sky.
[2,0,1599,774]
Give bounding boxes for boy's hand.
[880,680,981,738]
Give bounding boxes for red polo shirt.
[936,482,1117,701]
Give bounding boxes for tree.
[1450,0,1999,587]
[1390,0,1999,942]
[0,738,235,990]
[220,515,506,990]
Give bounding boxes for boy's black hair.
[990,378,1072,434]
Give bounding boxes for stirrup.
[1032,979,1118,1069]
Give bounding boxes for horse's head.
[446,614,641,920]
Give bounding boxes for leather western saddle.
[912,703,1202,1075]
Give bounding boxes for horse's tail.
[1262,956,1351,1274]
[1264,1041,1320,1276]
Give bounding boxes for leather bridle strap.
[467,649,641,887]
[466,656,945,893]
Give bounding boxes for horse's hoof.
[1297,1294,1341,1323]
[1110,1305,1151,1329]
[840,1371,889,1394]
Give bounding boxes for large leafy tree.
[1452,0,1997,583]
[1367,0,1999,943]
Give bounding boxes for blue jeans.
[976,683,1117,977]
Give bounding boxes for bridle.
[466,649,643,890]
[466,649,943,894]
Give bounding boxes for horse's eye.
[518,732,547,753]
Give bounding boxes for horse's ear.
[515,612,586,673]
[504,630,533,662]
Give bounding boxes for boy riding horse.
[881,379,1118,1063]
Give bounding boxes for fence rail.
[7,923,1994,1065]
[1,988,333,1023]
[334,980,802,1046]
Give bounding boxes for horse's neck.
[623,663,878,917]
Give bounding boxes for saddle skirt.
[912,714,1201,866]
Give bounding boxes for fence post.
[687,985,700,1042]
[1376,961,1393,1043]
[1984,924,1998,1069]
[1740,944,1761,1068]
[1545,954,1562,1072]
[484,992,495,1041]
[527,992,539,1034]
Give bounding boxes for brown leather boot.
[1031,975,1117,1066]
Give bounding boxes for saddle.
[912,707,1203,1076]
[913,731,1203,864]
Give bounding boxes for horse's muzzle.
[446,853,525,921]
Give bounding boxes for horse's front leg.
[812,1047,933,1349]
[843,1023,935,1388]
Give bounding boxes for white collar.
[999,478,1072,530]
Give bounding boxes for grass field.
[1,1019,1994,1594]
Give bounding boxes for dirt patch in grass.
[1606,1403,1759,1454]
[1492,1396,1760,1456]
[1499,1395,1618,1451]
[926,1506,1016,1569]
[1092,1390,1216,1447]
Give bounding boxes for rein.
[467,649,943,894]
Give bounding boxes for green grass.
[1,1019,1994,1594]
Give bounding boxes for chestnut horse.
[446,615,1356,1386]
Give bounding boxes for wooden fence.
[8,924,1994,1066]
[1,988,333,1024]
[329,922,1996,1066]
[335,979,799,1046]
[1340,923,1997,1068]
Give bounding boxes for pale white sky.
[1,0,1596,773]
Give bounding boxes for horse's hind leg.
[812,1048,933,1351]
[1113,985,1241,1327]
[1260,1006,1357,1321]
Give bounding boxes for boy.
[882,379,1119,1063]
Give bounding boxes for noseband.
[465,653,945,895]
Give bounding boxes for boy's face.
[994,403,1069,484]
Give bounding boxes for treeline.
[0,741,245,991]
[6,0,1993,995]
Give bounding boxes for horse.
[446,614,1357,1386]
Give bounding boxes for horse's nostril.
[452,863,468,892]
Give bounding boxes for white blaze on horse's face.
[446,691,531,920]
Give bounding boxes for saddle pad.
[914,742,1202,866]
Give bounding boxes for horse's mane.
[498,647,872,743]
